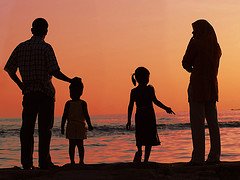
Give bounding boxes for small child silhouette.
[126,67,175,163]
[61,77,93,165]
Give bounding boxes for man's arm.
[4,46,23,90]
[45,44,72,83]
[6,71,24,91]
[51,70,72,83]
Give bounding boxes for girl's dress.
[66,100,87,139]
[132,85,160,146]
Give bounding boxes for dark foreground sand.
[0,161,240,180]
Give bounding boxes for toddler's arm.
[61,101,70,134]
[82,101,93,131]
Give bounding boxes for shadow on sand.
[0,161,240,180]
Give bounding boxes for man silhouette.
[4,18,72,169]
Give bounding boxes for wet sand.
[0,161,240,180]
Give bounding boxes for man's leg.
[38,94,54,168]
[189,102,205,163]
[21,94,38,169]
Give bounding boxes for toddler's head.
[69,77,83,100]
[132,67,150,86]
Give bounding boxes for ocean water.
[0,110,240,168]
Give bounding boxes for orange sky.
[1,1,240,118]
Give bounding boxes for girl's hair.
[131,67,150,86]
[69,77,84,100]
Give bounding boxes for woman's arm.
[182,37,197,73]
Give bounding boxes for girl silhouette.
[126,67,174,163]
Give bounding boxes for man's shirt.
[4,36,60,98]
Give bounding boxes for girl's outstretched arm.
[127,90,134,130]
[153,98,175,114]
[82,101,93,131]
[151,87,175,114]
[61,101,70,134]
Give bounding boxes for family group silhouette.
[4,18,221,169]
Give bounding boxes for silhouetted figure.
[4,18,72,169]
[61,77,93,165]
[182,19,222,165]
[126,67,175,163]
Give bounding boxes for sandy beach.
[0,161,239,180]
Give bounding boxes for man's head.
[31,18,48,37]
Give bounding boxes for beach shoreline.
[0,161,240,180]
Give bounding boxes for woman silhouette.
[182,19,222,165]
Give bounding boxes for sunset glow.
[1,1,240,117]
